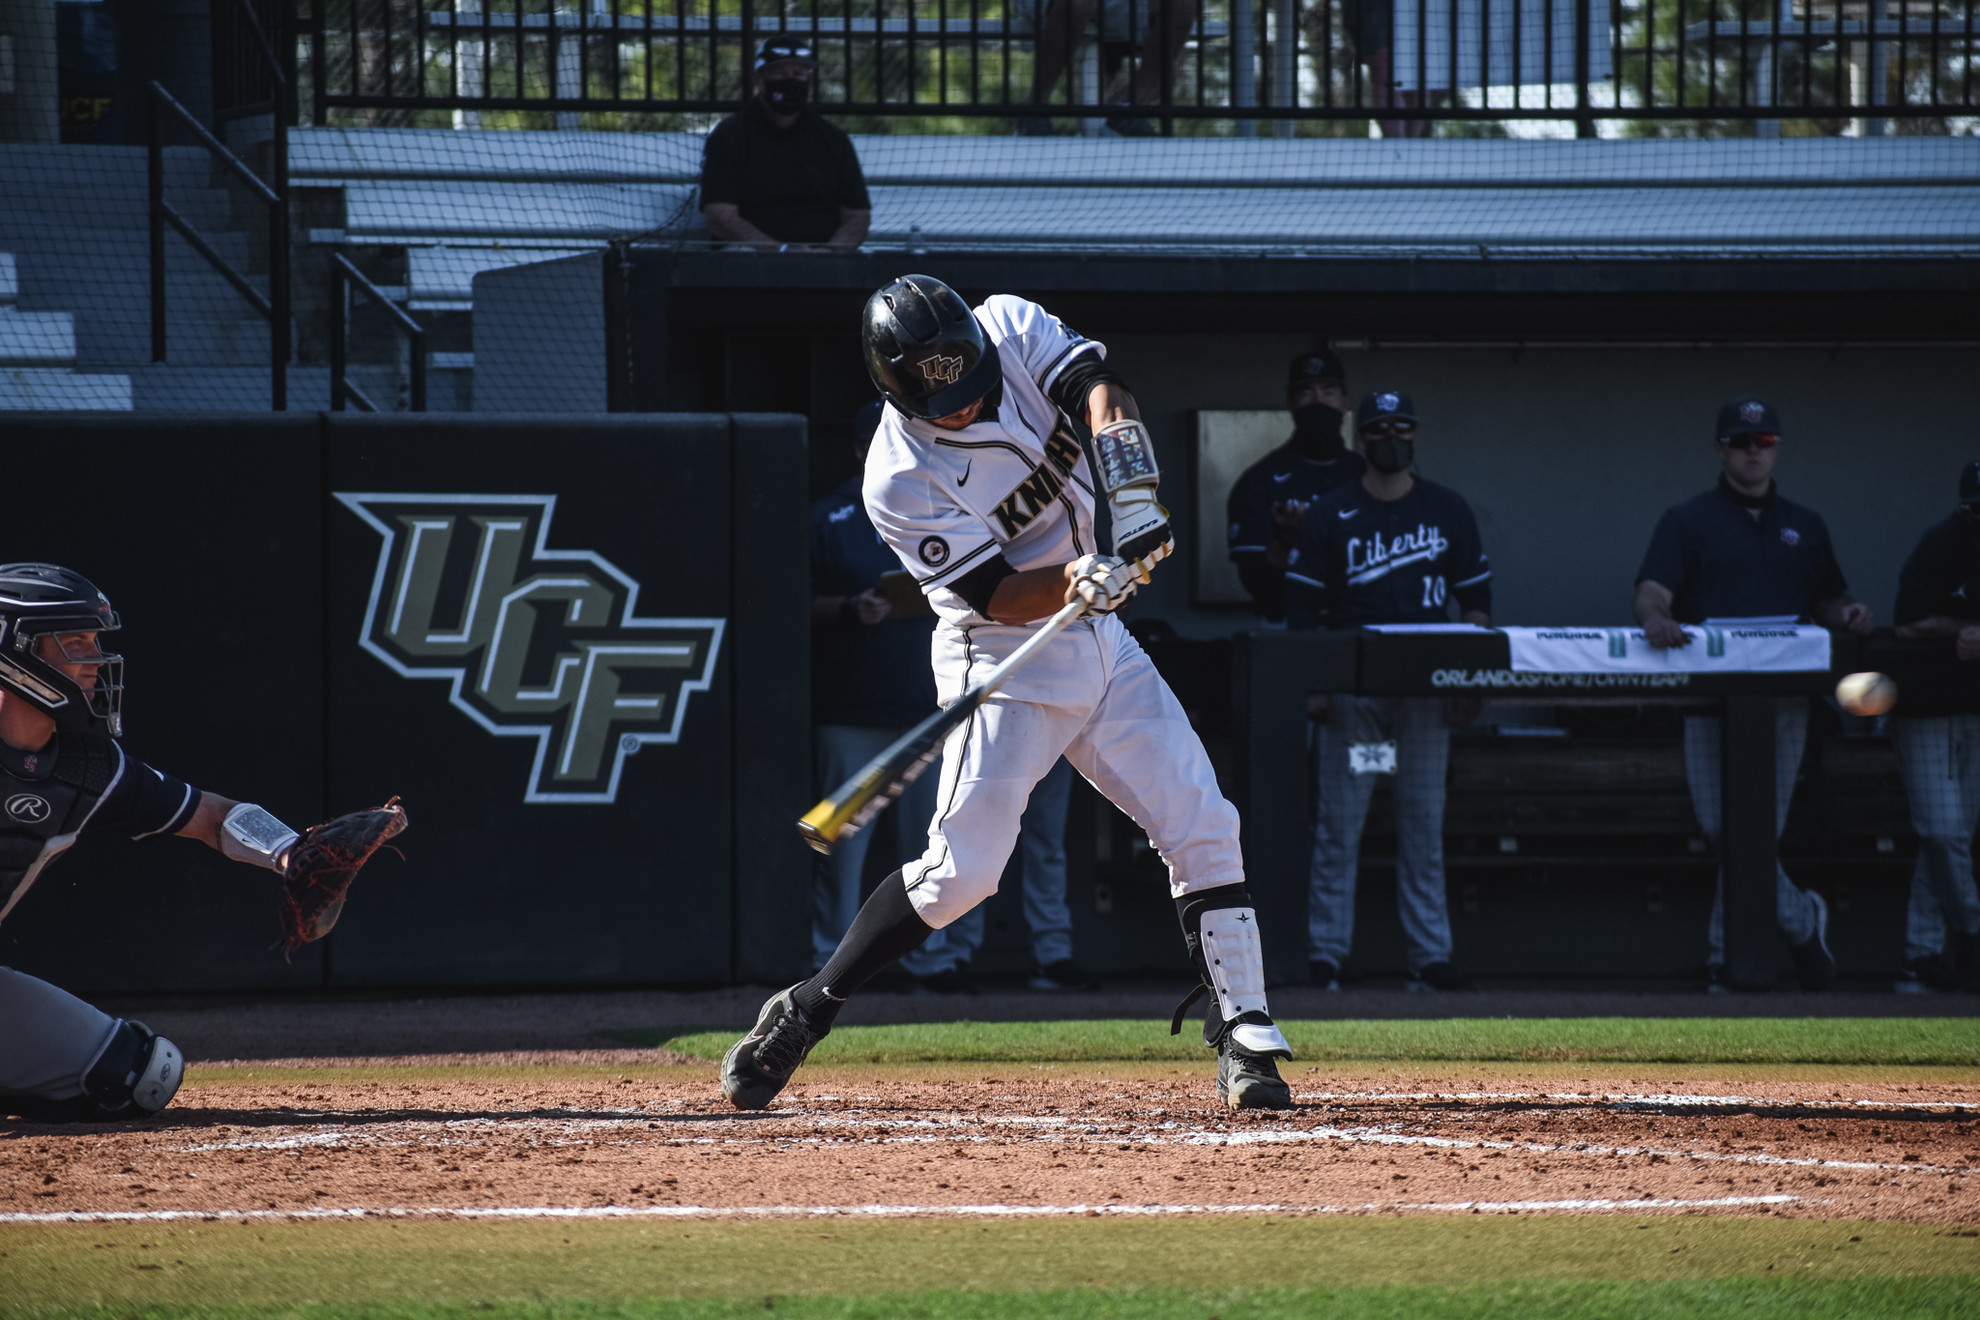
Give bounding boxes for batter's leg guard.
[1,1021,183,1123]
[1173,885,1293,1111]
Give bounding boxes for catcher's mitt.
[278,797,407,957]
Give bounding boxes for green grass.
[3,1216,1977,1315]
[10,1278,1980,1319]
[615,1017,1980,1067]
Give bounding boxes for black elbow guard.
[1048,356,1128,416]
[950,555,1016,617]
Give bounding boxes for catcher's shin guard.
[4,1021,185,1122]
[1173,886,1293,1111]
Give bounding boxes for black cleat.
[1309,957,1341,990]
[1029,959,1101,992]
[721,985,826,1111]
[1211,1012,1293,1111]
[1406,961,1471,993]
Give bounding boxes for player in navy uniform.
[1889,460,1980,992]
[0,565,330,1123]
[1284,391,1489,991]
[1634,396,1871,992]
[1226,350,1367,623]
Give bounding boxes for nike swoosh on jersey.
[1272,473,1292,483]
[958,460,972,486]
[1337,508,1359,519]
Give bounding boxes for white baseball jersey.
[864,295,1103,628]
[854,291,1248,933]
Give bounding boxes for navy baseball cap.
[1288,349,1346,386]
[755,36,819,69]
[1356,390,1416,429]
[1960,460,1980,505]
[1716,395,1781,440]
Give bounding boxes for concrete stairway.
[0,145,289,410]
[0,252,134,409]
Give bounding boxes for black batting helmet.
[0,563,124,738]
[861,275,1001,421]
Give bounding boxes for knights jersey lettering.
[864,295,1104,628]
[1283,477,1491,629]
[0,732,202,927]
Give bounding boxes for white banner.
[1501,625,1831,675]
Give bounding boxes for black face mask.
[1288,402,1347,461]
[1365,434,1415,475]
[763,79,810,113]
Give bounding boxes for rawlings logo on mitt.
[278,797,408,957]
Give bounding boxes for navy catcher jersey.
[0,732,201,927]
[1283,478,1491,630]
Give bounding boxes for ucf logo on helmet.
[919,353,964,386]
[335,494,725,804]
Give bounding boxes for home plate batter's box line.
[158,1120,1977,1178]
[0,1194,1804,1226]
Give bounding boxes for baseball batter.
[0,564,400,1122]
[724,275,1295,1111]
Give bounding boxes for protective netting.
[0,0,1973,413]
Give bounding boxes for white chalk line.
[1291,1089,1980,1114]
[0,1193,1802,1227]
[151,1110,1971,1179]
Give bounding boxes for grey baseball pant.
[0,967,120,1102]
[1893,713,1980,961]
[1308,694,1455,975]
[1683,701,1820,966]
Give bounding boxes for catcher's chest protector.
[0,732,122,922]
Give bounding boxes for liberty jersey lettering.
[1285,478,1491,629]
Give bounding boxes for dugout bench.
[1231,625,1973,990]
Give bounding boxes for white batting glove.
[1066,553,1139,616]
[1092,419,1172,583]
[1110,489,1174,583]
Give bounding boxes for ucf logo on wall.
[336,493,725,804]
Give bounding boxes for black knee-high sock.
[792,870,932,1030]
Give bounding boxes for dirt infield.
[5,1059,1977,1227]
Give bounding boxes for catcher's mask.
[0,563,125,738]
[861,274,1002,422]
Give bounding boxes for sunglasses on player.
[1717,433,1780,451]
[1360,420,1417,438]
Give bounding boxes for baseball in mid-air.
[1836,671,1898,717]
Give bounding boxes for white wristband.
[221,803,300,872]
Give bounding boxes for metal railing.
[298,0,1980,131]
[147,82,292,411]
[330,252,429,412]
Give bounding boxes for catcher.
[0,564,405,1123]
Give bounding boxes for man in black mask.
[1283,391,1490,993]
[700,37,871,253]
[1226,350,1366,623]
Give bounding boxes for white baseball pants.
[903,613,1244,928]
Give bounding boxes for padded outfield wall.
[0,412,809,993]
